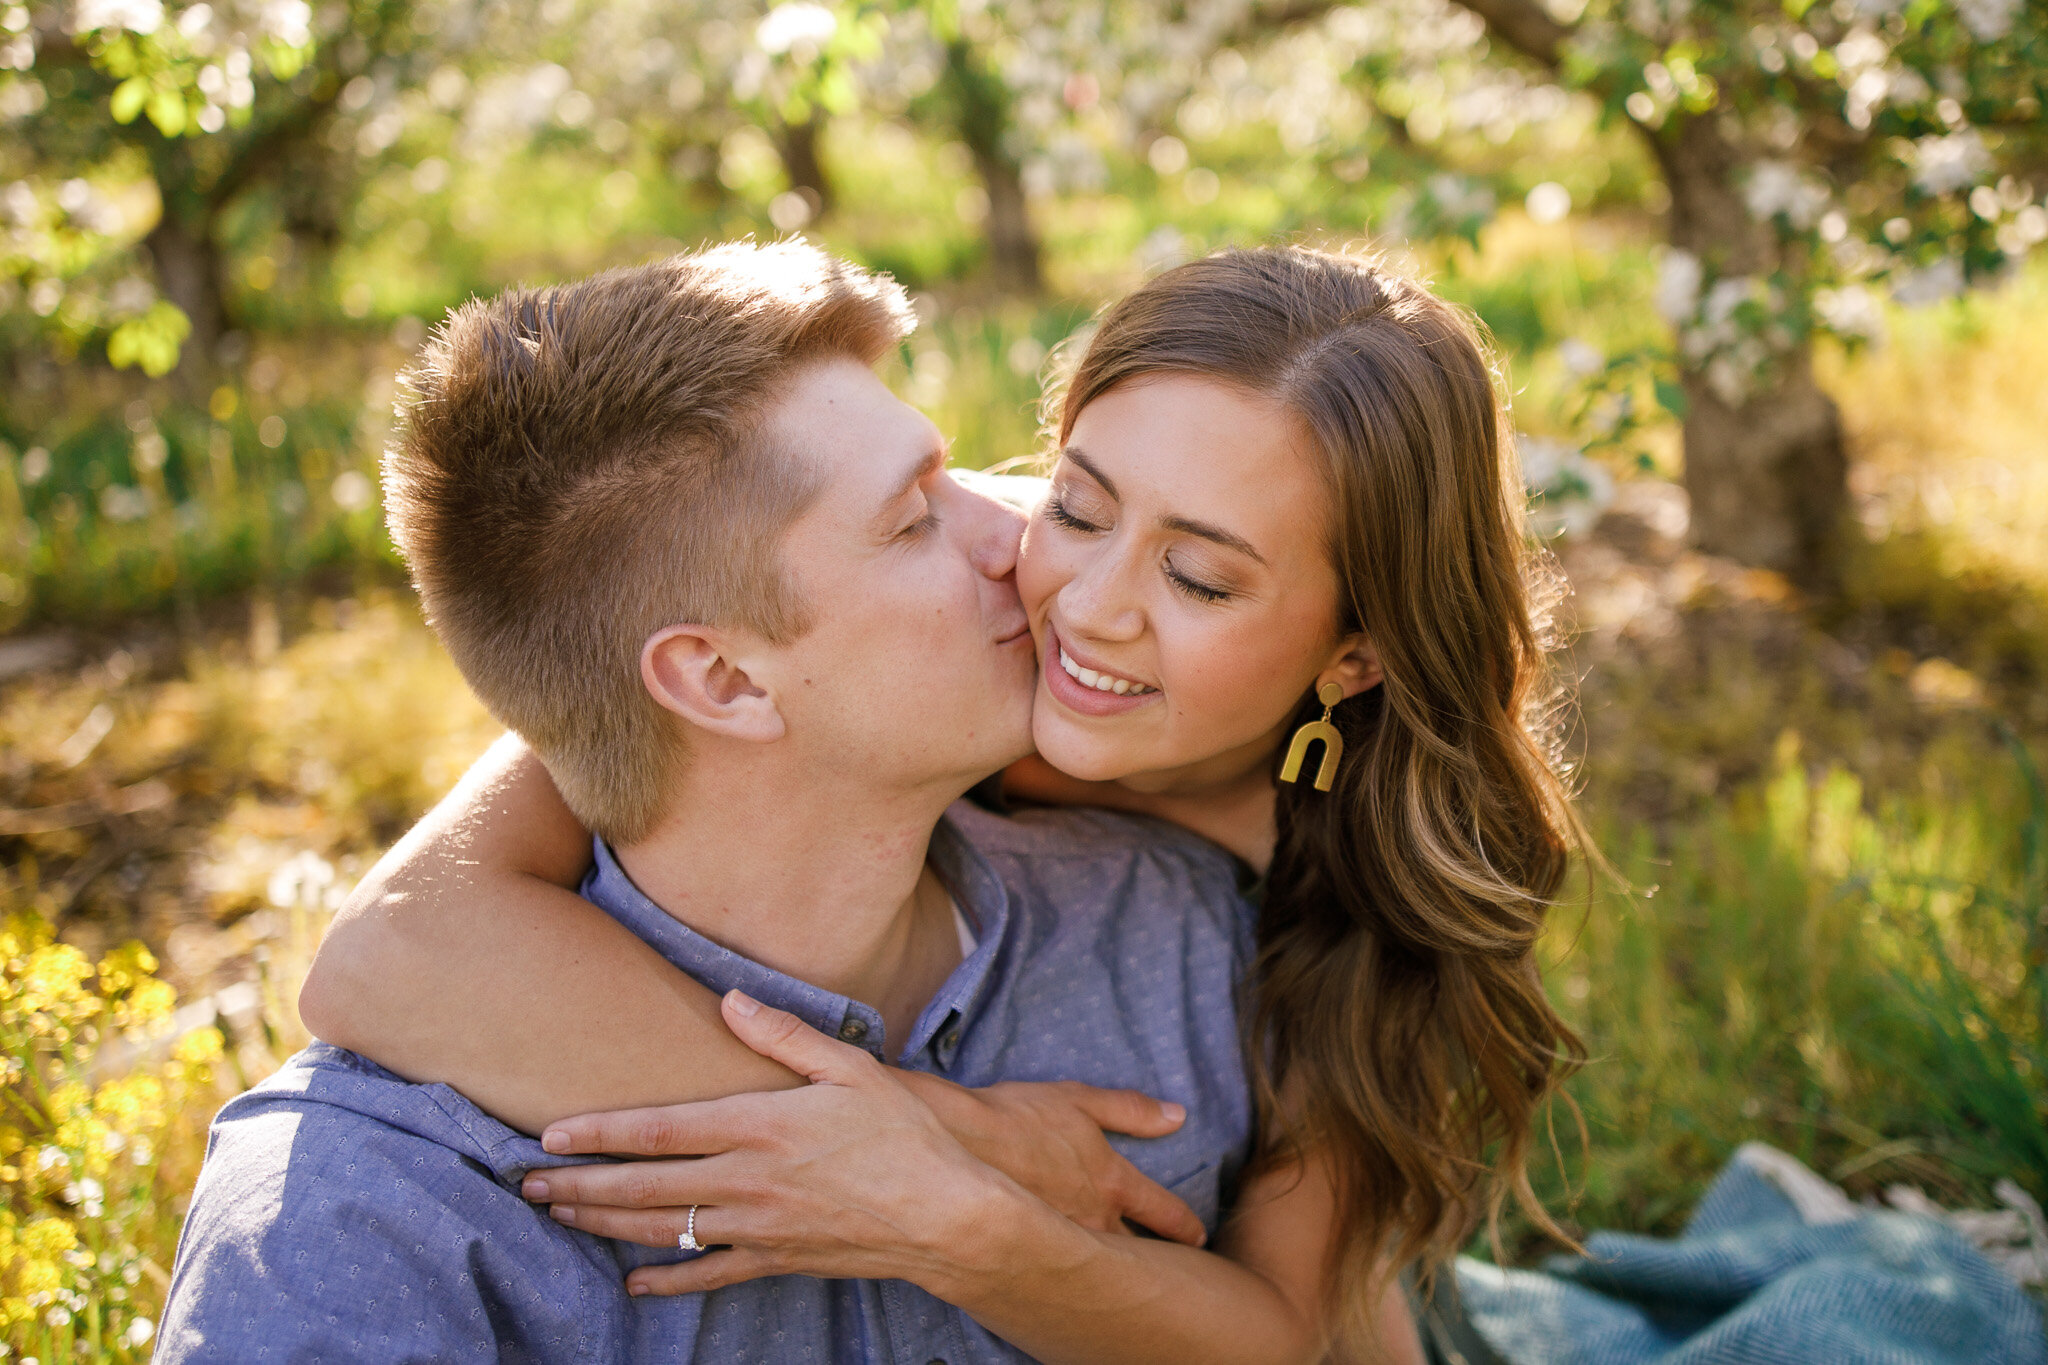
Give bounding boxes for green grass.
[1529,731,2048,1250]
[4,206,2048,1351]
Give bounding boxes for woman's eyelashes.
[1049,491,1235,603]
[1166,561,1230,603]
[1044,492,1104,534]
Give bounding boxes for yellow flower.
[13,943,98,1032]
[18,1216,76,1259]
[110,975,176,1035]
[172,1026,224,1068]
[94,943,160,997]
[93,1074,167,1135]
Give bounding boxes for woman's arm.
[535,992,1426,1365]
[298,732,802,1131]
[300,734,1204,1242]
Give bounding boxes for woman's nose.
[1058,554,1143,642]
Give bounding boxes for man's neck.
[613,754,967,1055]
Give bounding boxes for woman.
[301,244,1585,1358]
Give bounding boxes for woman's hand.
[524,990,1204,1296]
[895,1073,1203,1245]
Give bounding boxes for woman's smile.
[1041,626,1162,717]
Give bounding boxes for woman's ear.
[1319,632,1384,700]
[641,626,787,744]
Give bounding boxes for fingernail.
[629,1282,651,1296]
[542,1130,569,1154]
[726,989,759,1017]
[549,1205,575,1225]
[1160,1102,1186,1124]
[522,1178,549,1201]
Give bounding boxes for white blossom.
[1814,285,1886,340]
[1525,181,1571,224]
[259,0,310,46]
[755,2,835,56]
[1557,337,1604,377]
[1950,0,2018,40]
[1654,249,1702,323]
[1892,256,1964,305]
[1912,130,1991,196]
[73,0,160,34]
[1744,161,1828,229]
[99,485,148,523]
[1520,435,1615,539]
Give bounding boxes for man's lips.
[994,619,1032,646]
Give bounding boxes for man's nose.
[959,484,1025,582]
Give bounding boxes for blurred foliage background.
[1,0,2047,1354]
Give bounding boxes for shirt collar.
[579,809,1011,1065]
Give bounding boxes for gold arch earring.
[1278,682,1346,792]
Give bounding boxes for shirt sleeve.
[156,1097,612,1363]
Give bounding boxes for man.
[157,242,1261,1361]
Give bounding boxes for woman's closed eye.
[1044,492,1106,534]
[1165,559,1231,603]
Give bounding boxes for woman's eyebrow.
[1160,514,1267,566]
[1062,446,1118,499]
[1065,444,1265,563]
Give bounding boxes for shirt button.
[838,1017,869,1043]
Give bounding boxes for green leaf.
[109,77,149,124]
[263,38,312,81]
[817,66,858,115]
[146,86,187,136]
[106,301,191,378]
[1654,377,1690,418]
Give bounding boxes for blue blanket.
[1444,1144,2047,1365]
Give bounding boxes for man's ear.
[641,625,786,744]
[1317,631,1384,701]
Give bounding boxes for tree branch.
[1449,0,1570,69]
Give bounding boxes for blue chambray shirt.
[159,801,1257,1363]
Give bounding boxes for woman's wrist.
[906,1166,1098,1307]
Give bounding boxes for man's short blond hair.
[384,241,915,843]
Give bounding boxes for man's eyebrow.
[883,441,948,512]
[1161,514,1268,566]
[1062,446,1118,500]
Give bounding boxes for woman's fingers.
[521,1153,741,1210]
[719,990,884,1087]
[1104,1153,1206,1247]
[626,1248,785,1298]
[1061,1082,1188,1139]
[540,1097,752,1158]
[548,1200,733,1250]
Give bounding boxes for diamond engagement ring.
[677,1205,703,1253]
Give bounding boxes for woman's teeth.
[1058,647,1154,695]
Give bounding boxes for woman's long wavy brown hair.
[1056,245,1588,1348]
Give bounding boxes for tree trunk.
[1649,115,1849,587]
[943,39,1043,295]
[775,117,833,219]
[1677,348,1848,586]
[144,209,227,377]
